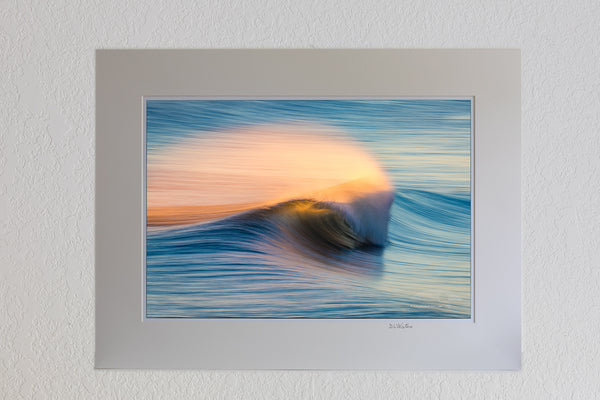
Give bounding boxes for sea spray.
[147,123,394,245]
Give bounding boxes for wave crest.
[147,124,394,246]
[245,190,393,249]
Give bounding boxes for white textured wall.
[1,0,599,398]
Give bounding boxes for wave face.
[145,99,472,319]
[146,189,470,319]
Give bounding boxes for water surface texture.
[146,99,471,318]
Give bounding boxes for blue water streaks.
[146,99,471,318]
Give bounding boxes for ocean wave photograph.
[145,99,471,319]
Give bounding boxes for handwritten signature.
[388,322,413,329]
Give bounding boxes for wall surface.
[1,0,599,398]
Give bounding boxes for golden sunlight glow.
[147,124,391,225]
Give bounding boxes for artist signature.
[388,322,413,329]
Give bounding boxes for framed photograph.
[96,49,520,369]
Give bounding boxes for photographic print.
[145,98,472,319]
[97,50,520,369]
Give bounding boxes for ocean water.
[145,99,471,319]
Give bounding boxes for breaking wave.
[147,123,395,246]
